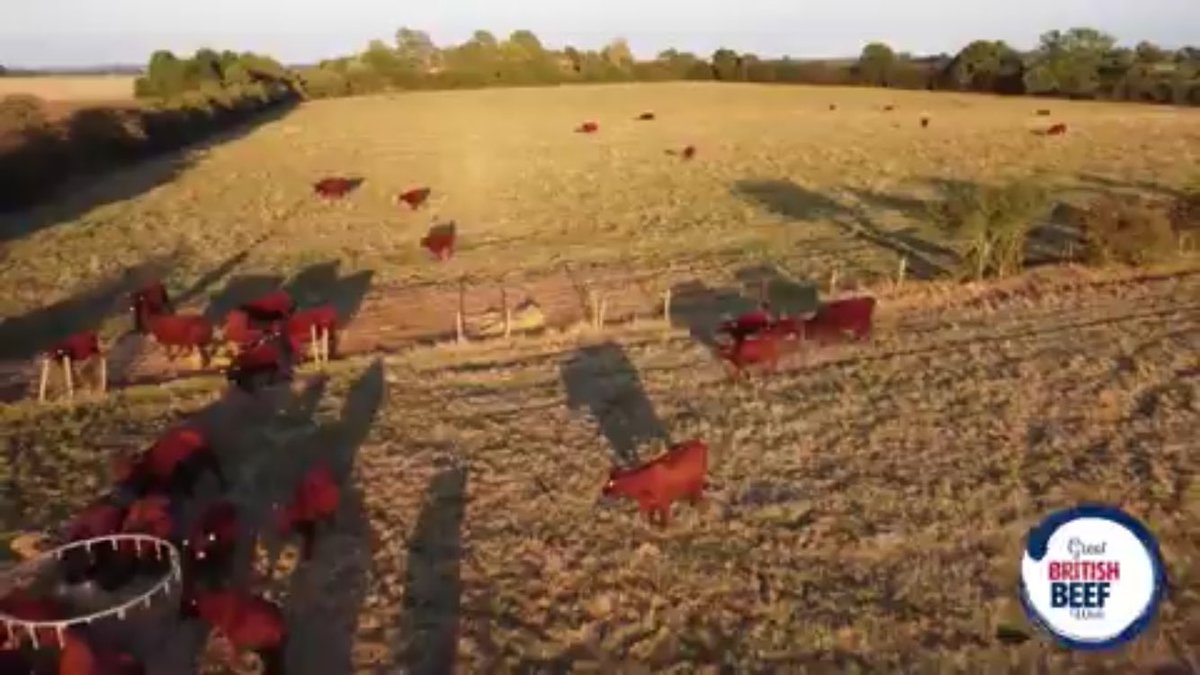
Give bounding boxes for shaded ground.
[2,266,1196,673]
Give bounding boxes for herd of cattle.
[0,402,342,673]
[0,103,908,672]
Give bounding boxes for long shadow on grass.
[733,179,955,280]
[668,264,819,350]
[562,342,669,466]
[205,261,375,332]
[0,251,182,397]
[394,464,468,675]
[0,99,298,243]
[281,360,384,675]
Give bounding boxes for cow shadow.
[733,178,956,280]
[280,360,384,675]
[204,261,374,327]
[562,342,669,466]
[0,252,181,367]
[394,464,469,675]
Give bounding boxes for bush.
[1069,194,1178,265]
[930,179,1052,280]
[66,107,146,168]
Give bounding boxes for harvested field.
[0,82,1197,673]
[0,75,137,103]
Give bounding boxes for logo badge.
[1020,504,1167,650]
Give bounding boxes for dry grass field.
[0,75,136,102]
[0,83,1197,673]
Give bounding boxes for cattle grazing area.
[0,82,1198,673]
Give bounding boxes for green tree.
[856,42,897,86]
[1023,27,1118,98]
[711,48,742,81]
[396,27,439,71]
[144,50,187,98]
[1134,41,1167,64]
[943,40,1024,93]
[362,39,407,87]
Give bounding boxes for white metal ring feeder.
[0,533,182,650]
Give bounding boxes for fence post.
[502,287,512,339]
[597,295,608,331]
[662,288,672,324]
[896,257,907,288]
[829,267,839,295]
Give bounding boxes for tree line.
[235,27,1200,105]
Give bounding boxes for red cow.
[1046,123,1068,136]
[0,590,65,649]
[717,306,773,344]
[601,439,708,526]
[223,310,265,348]
[275,464,340,560]
[283,305,338,364]
[313,177,362,199]
[129,282,173,333]
[58,629,144,675]
[801,296,875,344]
[681,145,696,160]
[45,332,101,362]
[920,116,930,129]
[717,332,787,378]
[575,121,599,134]
[114,426,225,499]
[183,589,286,675]
[636,112,656,121]
[226,336,293,393]
[121,495,177,542]
[239,290,294,323]
[396,187,431,211]
[143,314,214,362]
[420,222,456,261]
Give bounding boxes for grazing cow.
[58,629,145,675]
[682,145,696,160]
[601,439,708,526]
[143,313,214,364]
[283,305,338,365]
[313,177,363,200]
[0,590,65,649]
[114,426,226,500]
[420,221,457,262]
[184,501,240,583]
[37,331,106,402]
[274,464,340,561]
[1036,109,1052,116]
[883,105,896,112]
[828,104,837,111]
[636,112,656,121]
[575,121,599,134]
[717,332,788,378]
[801,296,875,344]
[396,187,431,211]
[129,282,173,333]
[1046,123,1068,136]
[182,589,286,675]
[223,309,265,349]
[239,290,295,323]
[226,335,293,394]
[920,116,930,129]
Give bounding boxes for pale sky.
[3,0,1198,68]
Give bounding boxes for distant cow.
[1046,123,1068,136]
[883,105,896,112]
[828,104,837,111]
[636,112,656,121]
[575,121,599,134]
[1036,109,1052,116]
[421,221,457,261]
[801,296,876,344]
[920,116,930,128]
[682,145,696,160]
[313,177,363,199]
[601,439,708,526]
[396,187,431,211]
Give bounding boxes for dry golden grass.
[0,75,136,103]
[0,83,1198,673]
[2,83,1198,319]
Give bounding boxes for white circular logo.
[1019,505,1166,650]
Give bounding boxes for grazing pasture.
[0,75,137,103]
[0,82,1197,672]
